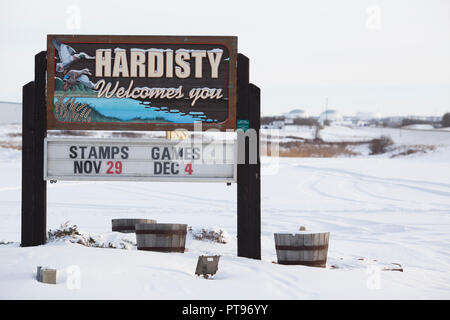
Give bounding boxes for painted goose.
[52,38,94,73]
[63,69,96,91]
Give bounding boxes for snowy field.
[0,124,449,299]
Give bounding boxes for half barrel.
[274,232,330,267]
[136,223,187,253]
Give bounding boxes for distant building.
[271,120,285,129]
[284,109,309,123]
[261,120,285,129]
[0,101,21,124]
[355,112,381,121]
[318,110,343,125]
[351,112,382,126]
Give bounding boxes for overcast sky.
[0,0,449,117]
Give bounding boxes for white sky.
[0,0,449,117]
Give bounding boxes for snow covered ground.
[0,125,449,299]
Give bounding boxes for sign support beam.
[21,51,47,247]
[237,54,261,260]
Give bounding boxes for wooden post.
[21,51,47,247]
[21,81,35,247]
[237,54,261,259]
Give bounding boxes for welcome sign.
[46,35,237,131]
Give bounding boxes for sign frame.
[24,46,260,261]
[46,35,237,132]
[44,137,238,183]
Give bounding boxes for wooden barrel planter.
[111,219,156,233]
[136,223,187,253]
[274,232,330,267]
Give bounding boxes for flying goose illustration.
[63,69,96,91]
[52,38,94,73]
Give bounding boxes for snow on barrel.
[136,223,187,253]
[111,218,156,233]
[274,232,330,267]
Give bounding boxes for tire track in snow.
[291,164,450,199]
[352,180,408,203]
[309,173,368,204]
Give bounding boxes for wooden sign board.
[44,138,237,182]
[46,35,237,131]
